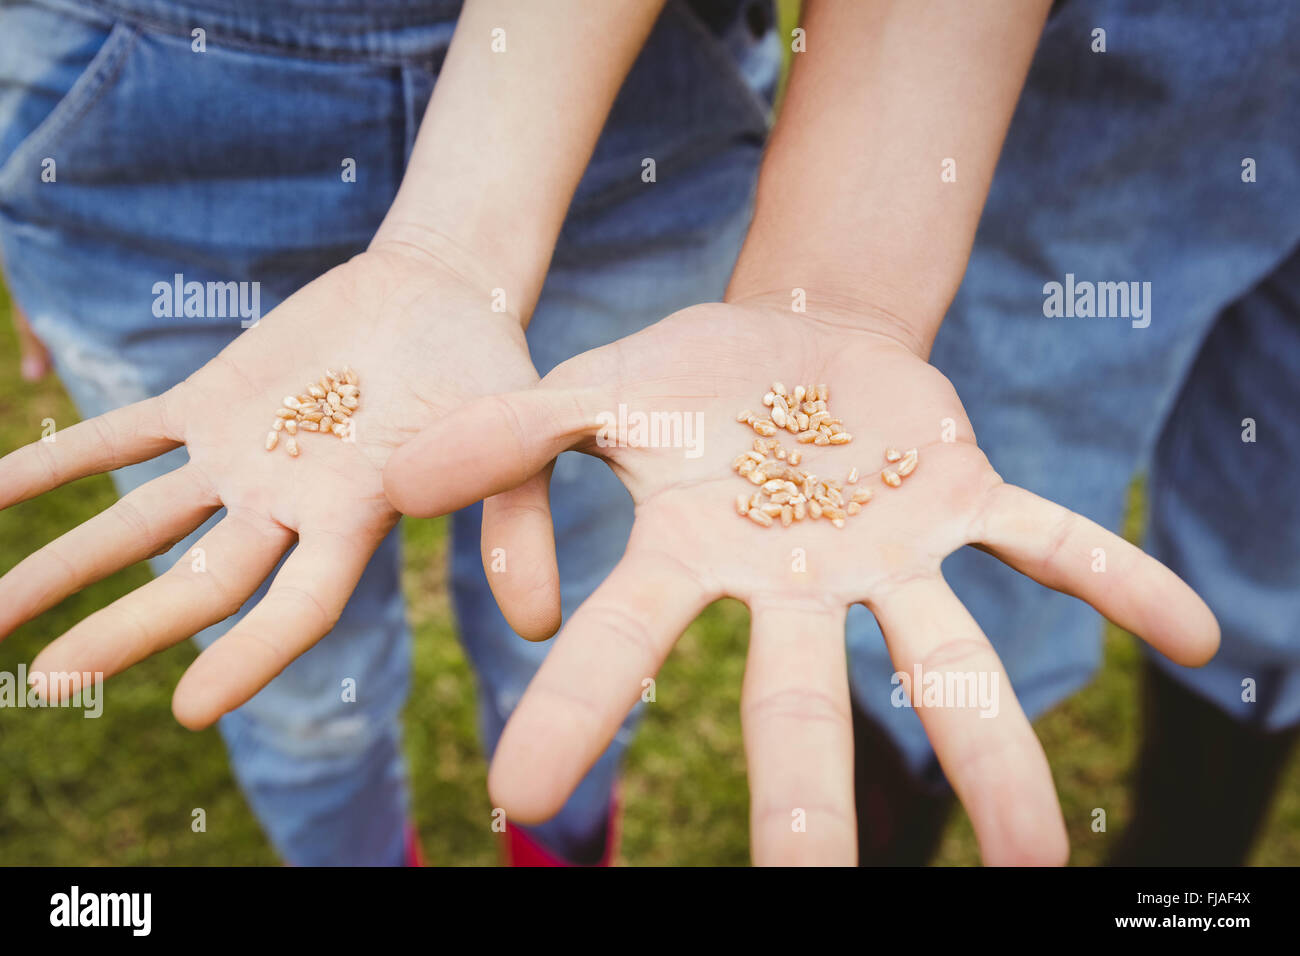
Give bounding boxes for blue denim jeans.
[0,0,778,863]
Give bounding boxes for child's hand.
[0,240,559,728]
[384,298,1220,865]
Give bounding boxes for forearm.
[373,0,665,324]
[726,0,1050,356]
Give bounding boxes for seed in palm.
[265,365,360,455]
[732,380,916,528]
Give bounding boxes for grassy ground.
[1,287,1297,866]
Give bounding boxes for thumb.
[480,465,561,641]
[383,385,605,519]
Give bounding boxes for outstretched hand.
[0,240,561,729]
[384,297,1220,865]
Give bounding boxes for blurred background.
[2,281,1299,864]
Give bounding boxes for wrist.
[725,265,946,360]
[370,211,548,328]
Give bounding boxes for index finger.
[487,547,711,824]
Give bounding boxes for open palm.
[385,299,1220,865]
[0,241,559,729]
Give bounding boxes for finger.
[480,465,561,641]
[871,577,1068,866]
[743,602,855,866]
[487,546,712,823]
[171,527,378,729]
[0,393,181,509]
[972,483,1219,666]
[384,386,602,518]
[0,466,219,639]
[29,510,292,697]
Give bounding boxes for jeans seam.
[74,0,455,67]
[0,22,139,193]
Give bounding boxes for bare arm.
[375,0,666,323]
[728,0,1052,355]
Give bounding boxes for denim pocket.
[0,10,136,195]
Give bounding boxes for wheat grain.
[732,377,916,526]
[897,449,918,477]
[266,366,361,455]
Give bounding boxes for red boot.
[405,824,426,867]
[502,794,621,867]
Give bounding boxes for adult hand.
[384,297,1220,865]
[0,238,560,728]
